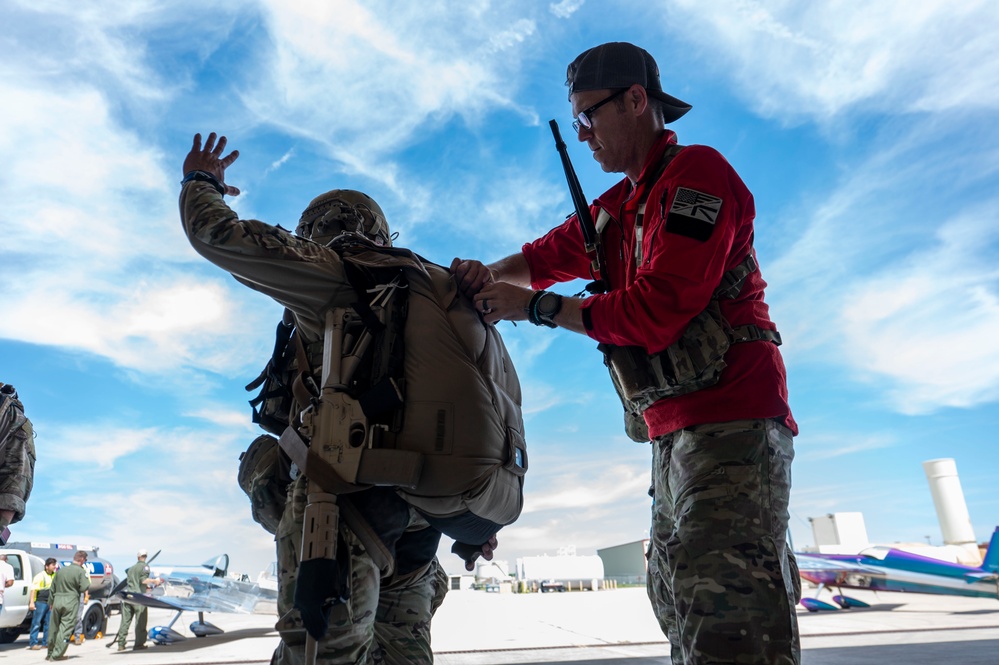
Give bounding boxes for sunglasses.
[572,89,627,133]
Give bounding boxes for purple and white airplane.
[795,526,999,611]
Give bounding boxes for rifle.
[278,278,421,665]
[549,119,607,294]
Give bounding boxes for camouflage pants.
[646,419,801,665]
[272,476,448,665]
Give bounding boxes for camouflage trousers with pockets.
[271,475,449,665]
[646,418,801,665]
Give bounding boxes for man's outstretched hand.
[182,132,241,196]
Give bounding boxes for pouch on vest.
[245,310,298,437]
[0,383,36,524]
[601,254,779,443]
[237,433,292,535]
[601,300,732,410]
[606,367,650,443]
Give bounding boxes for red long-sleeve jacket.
[523,131,797,438]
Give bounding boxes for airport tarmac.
[0,587,996,664]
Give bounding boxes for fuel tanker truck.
[0,542,121,644]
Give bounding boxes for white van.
[0,548,46,643]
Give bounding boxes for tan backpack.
[241,238,527,529]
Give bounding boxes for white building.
[515,547,605,591]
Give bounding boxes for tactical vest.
[244,236,527,528]
[0,383,36,525]
[593,145,781,442]
[600,253,781,442]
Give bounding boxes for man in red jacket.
[452,42,800,664]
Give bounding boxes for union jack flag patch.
[665,187,722,241]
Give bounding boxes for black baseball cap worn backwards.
[566,42,692,124]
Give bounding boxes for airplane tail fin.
[980,527,999,572]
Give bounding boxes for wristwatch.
[530,290,563,328]
[181,170,225,196]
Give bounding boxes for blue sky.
[2,1,998,580]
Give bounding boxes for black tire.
[82,603,106,640]
[0,627,21,644]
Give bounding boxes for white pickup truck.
[0,547,46,643]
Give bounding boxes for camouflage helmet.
[296,189,391,247]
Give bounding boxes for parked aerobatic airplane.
[117,553,277,644]
[795,526,999,611]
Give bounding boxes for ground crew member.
[109,549,163,651]
[0,554,14,612]
[46,551,90,661]
[452,41,799,665]
[27,557,57,650]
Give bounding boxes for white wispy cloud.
[32,419,276,572]
[765,112,999,414]
[0,11,278,379]
[840,212,999,413]
[265,149,296,175]
[41,425,162,471]
[653,0,999,417]
[522,462,648,514]
[184,406,262,430]
[245,0,543,202]
[793,431,898,462]
[549,0,585,20]
[1,0,561,383]
[665,0,999,120]
[77,486,275,575]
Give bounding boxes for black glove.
[294,558,349,641]
[451,541,483,568]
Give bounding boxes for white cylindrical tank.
[922,458,981,565]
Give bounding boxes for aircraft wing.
[795,553,889,577]
[121,588,257,614]
[120,591,208,612]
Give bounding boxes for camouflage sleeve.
[179,181,358,334]
[0,384,35,525]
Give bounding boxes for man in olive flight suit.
[110,549,163,651]
[46,551,90,661]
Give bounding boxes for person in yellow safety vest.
[26,557,57,650]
